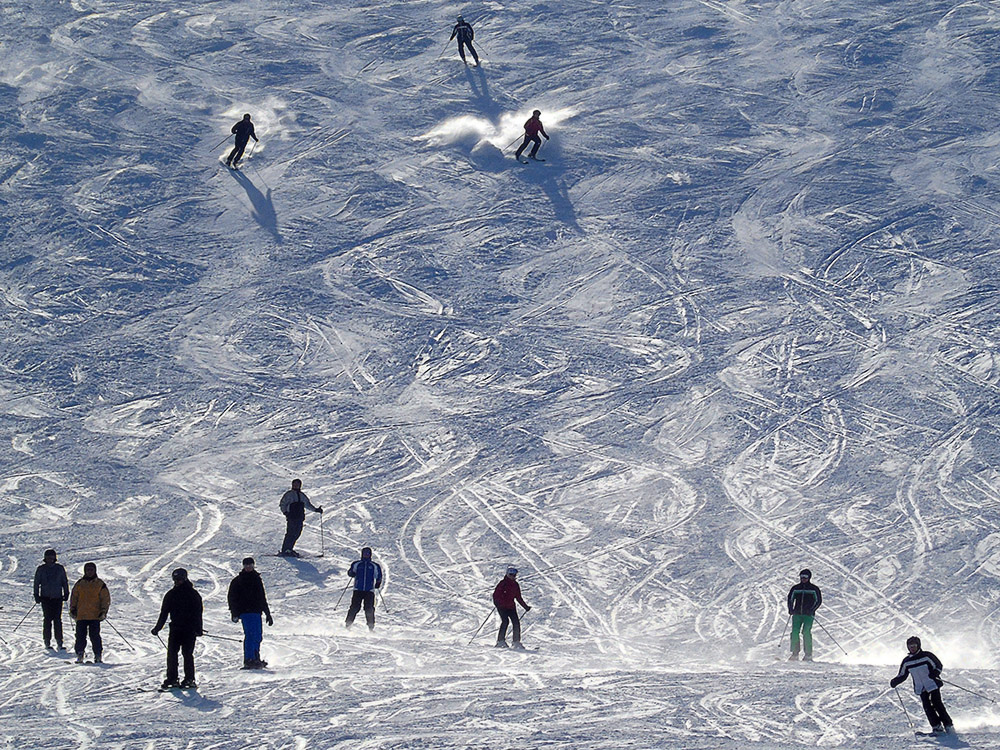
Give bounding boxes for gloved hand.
[266,614,274,627]
[34,596,41,604]
[524,605,532,612]
[544,135,550,140]
[99,613,107,622]
[151,627,160,636]
[232,615,239,623]
[317,506,324,514]
[890,677,903,688]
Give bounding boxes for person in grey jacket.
[33,549,69,650]
[278,478,323,556]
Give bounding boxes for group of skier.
[785,569,954,735]
[220,17,552,171]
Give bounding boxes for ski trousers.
[227,137,251,165]
[497,607,521,644]
[74,620,102,657]
[790,614,814,656]
[346,590,376,630]
[515,134,542,160]
[41,597,64,647]
[920,689,953,729]
[281,509,305,553]
[241,613,263,662]
[457,39,479,64]
[166,628,197,683]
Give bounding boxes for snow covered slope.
[3,0,1000,746]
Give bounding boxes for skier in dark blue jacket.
[449,16,479,66]
[226,113,259,168]
[345,547,383,631]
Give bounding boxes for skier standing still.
[278,478,323,557]
[889,636,954,734]
[226,113,259,168]
[151,568,203,690]
[514,110,549,162]
[33,548,69,650]
[450,16,479,66]
[228,557,273,669]
[787,568,821,661]
[69,562,110,663]
[493,567,530,649]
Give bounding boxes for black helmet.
[532,109,541,116]
[172,568,188,582]
[799,569,812,579]
[44,548,57,559]
[361,547,372,558]
[907,636,921,649]
[243,113,252,120]
[457,15,464,21]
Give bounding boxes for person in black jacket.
[890,636,954,734]
[449,16,479,66]
[33,549,69,650]
[228,557,273,669]
[226,113,259,168]
[786,568,822,661]
[151,568,203,689]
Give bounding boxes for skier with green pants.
[787,569,821,661]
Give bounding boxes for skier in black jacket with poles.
[449,16,479,66]
[228,557,273,669]
[151,568,203,690]
[33,549,69,650]
[226,113,259,168]
[786,568,821,661]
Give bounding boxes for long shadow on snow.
[464,66,503,119]
[515,163,581,233]
[229,169,283,244]
[278,556,332,588]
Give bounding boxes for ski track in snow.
[4,0,1000,747]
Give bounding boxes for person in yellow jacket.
[69,562,111,663]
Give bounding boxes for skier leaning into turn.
[493,567,531,649]
[890,636,954,735]
[514,110,549,162]
[226,113,259,168]
[449,16,479,66]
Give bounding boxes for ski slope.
[3,0,1000,746]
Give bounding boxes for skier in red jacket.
[492,567,531,649]
[514,110,549,162]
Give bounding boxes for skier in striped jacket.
[889,636,954,734]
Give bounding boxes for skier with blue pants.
[228,557,273,669]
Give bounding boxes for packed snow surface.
[3,0,1000,747]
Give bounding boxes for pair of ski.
[517,157,545,164]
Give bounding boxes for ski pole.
[894,687,916,732]
[248,140,258,161]
[335,582,352,608]
[319,512,325,558]
[941,679,996,703]
[11,602,37,633]
[469,607,495,645]
[105,618,136,651]
[211,134,233,152]
[506,135,522,150]
[201,631,242,643]
[814,618,848,655]
[438,39,451,58]
[778,614,790,652]
[155,633,166,649]
[377,588,389,615]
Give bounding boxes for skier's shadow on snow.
[280,556,332,588]
[229,168,283,244]
[464,66,501,118]
[516,164,581,233]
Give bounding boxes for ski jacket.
[493,577,527,610]
[279,489,320,518]
[232,119,258,144]
[348,559,382,591]
[450,21,474,43]
[228,570,271,617]
[153,581,204,635]
[787,581,822,615]
[890,649,944,695]
[70,576,110,621]
[524,117,547,138]
[34,562,69,602]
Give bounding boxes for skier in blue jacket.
[345,547,383,631]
